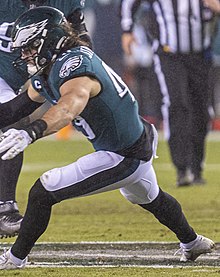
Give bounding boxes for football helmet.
[22,0,47,6]
[11,6,68,77]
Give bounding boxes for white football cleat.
[0,249,27,270]
[177,235,215,262]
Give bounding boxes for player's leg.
[120,164,197,242]
[4,151,143,263]
[9,178,56,261]
[0,79,24,238]
[0,178,54,269]
[0,153,23,238]
[0,151,214,266]
[120,164,215,261]
[0,93,51,238]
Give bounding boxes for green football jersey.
[32,46,144,152]
[0,0,84,92]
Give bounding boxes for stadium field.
[0,131,219,276]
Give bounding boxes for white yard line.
[0,242,218,268]
[26,263,220,269]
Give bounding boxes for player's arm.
[203,0,220,13]
[0,76,100,160]
[0,85,44,129]
[120,0,141,55]
[41,75,100,136]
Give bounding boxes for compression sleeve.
[0,92,42,129]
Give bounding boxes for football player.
[0,0,90,238]
[0,7,215,269]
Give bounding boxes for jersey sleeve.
[54,52,96,89]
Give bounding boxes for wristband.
[24,119,47,143]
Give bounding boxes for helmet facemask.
[13,37,45,76]
[11,7,68,78]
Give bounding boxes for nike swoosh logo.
[58,53,70,61]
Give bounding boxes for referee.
[120,0,218,186]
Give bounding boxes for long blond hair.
[61,22,90,51]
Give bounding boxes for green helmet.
[11,6,68,76]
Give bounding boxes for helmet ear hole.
[32,39,41,48]
[38,57,47,66]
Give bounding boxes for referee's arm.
[120,0,141,55]
[203,0,220,13]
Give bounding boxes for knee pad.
[40,151,124,192]
[120,176,159,204]
[40,167,63,191]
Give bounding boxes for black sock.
[0,152,23,202]
[11,179,57,259]
[139,188,197,243]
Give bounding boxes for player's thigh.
[120,164,159,204]
[40,151,143,201]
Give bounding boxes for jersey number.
[74,116,95,140]
[102,62,135,102]
[0,22,14,52]
[74,62,136,140]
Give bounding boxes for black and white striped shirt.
[120,0,216,53]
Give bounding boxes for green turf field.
[1,133,219,276]
[0,267,219,277]
[14,134,220,243]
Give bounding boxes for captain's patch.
[59,56,83,78]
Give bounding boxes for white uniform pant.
[40,151,159,205]
[0,77,17,103]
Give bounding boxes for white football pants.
[0,77,17,103]
[40,150,159,205]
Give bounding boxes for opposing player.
[0,0,90,238]
[0,7,215,269]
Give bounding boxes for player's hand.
[121,33,136,56]
[0,129,32,160]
